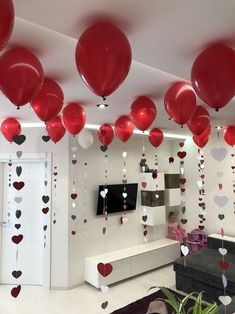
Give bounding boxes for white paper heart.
[122,151,127,158]
[180,167,184,175]
[71,146,77,152]
[122,192,127,198]
[214,195,228,208]
[200,164,205,170]
[104,188,108,194]
[100,191,107,198]
[72,202,76,208]
[101,285,109,293]
[122,217,128,224]
[142,166,145,172]
[181,196,186,202]
[197,180,203,188]
[219,295,232,306]
[122,168,127,173]
[197,155,201,161]
[14,197,23,204]
[222,274,228,288]
[181,245,189,256]
[199,208,207,215]
[219,248,227,256]
[216,171,224,177]
[16,151,22,158]
[211,147,228,161]
[155,194,159,199]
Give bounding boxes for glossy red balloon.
[164,82,197,125]
[0,47,44,107]
[97,124,114,146]
[224,125,235,147]
[46,116,65,143]
[114,115,134,142]
[31,78,64,122]
[0,0,14,51]
[191,44,235,111]
[61,103,86,136]
[187,105,210,135]
[148,128,164,148]
[193,125,211,148]
[1,118,21,142]
[130,96,157,131]
[75,22,132,98]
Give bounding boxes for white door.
[0,160,46,285]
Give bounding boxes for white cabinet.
[165,188,181,206]
[141,206,166,226]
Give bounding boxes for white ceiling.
[1,0,235,134]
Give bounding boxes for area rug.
[111,288,198,314]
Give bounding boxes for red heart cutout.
[8,162,12,166]
[71,231,76,235]
[177,151,187,159]
[179,142,184,148]
[42,207,49,214]
[181,188,185,193]
[198,225,204,230]
[143,230,147,236]
[71,193,77,200]
[141,182,147,188]
[180,178,186,185]
[97,263,113,277]
[218,183,223,190]
[152,172,157,179]
[201,175,205,179]
[12,234,23,245]
[123,204,127,210]
[53,172,58,176]
[219,260,229,270]
[11,285,21,298]
[13,181,25,191]
[169,157,174,163]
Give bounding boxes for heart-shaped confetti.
[122,168,127,173]
[14,197,22,204]
[12,234,23,245]
[177,151,187,159]
[152,171,157,179]
[13,181,25,191]
[155,194,159,199]
[12,270,22,279]
[214,196,228,208]
[179,142,184,148]
[42,135,50,142]
[198,225,205,230]
[102,227,106,235]
[200,164,205,170]
[141,182,147,188]
[42,207,49,214]
[181,245,189,256]
[97,263,113,277]
[43,225,47,231]
[71,193,77,200]
[101,285,109,293]
[42,195,49,204]
[169,157,174,163]
[182,206,186,214]
[122,217,128,224]
[143,230,147,236]
[211,147,227,161]
[122,151,127,158]
[181,188,185,193]
[101,301,108,309]
[219,295,232,306]
[100,191,107,198]
[222,274,228,288]
[219,248,227,256]
[219,260,229,270]
[180,167,184,175]
[11,285,21,298]
[142,215,147,222]
[16,166,22,177]
[72,202,76,208]
[13,135,26,145]
[122,179,127,184]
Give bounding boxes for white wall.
[68,132,176,287]
[180,134,235,237]
[0,128,69,289]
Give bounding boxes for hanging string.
[121,142,128,224]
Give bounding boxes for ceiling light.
[96,103,108,109]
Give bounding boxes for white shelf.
[165,188,181,206]
[141,206,166,226]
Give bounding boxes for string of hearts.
[42,157,50,248]
[197,148,206,231]
[70,140,78,236]
[120,144,128,225]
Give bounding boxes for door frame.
[0,152,52,289]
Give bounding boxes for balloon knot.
[215,108,219,112]
[102,96,106,101]
[181,125,183,129]
[17,106,20,110]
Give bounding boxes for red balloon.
[61,103,86,136]
[148,128,164,148]
[31,78,64,122]
[1,118,21,142]
[191,44,235,111]
[193,125,211,148]
[75,22,132,98]
[224,125,235,147]
[97,124,114,146]
[187,105,210,135]
[46,116,65,143]
[0,47,44,108]
[114,115,134,142]
[130,96,157,131]
[164,82,197,125]
[0,0,14,51]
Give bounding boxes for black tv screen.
[96,183,138,215]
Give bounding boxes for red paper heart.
[141,182,147,188]
[71,231,76,235]
[53,172,58,176]
[169,157,174,163]
[179,142,184,148]
[143,230,147,236]
[123,205,127,210]
[198,225,204,230]
[12,234,23,245]
[219,260,229,270]
[181,188,185,193]
[152,172,157,179]
[180,178,186,185]
[177,151,187,159]
[201,175,205,179]
[8,162,12,166]
[218,183,223,190]
[71,193,77,200]
[42,207,49,214]
[97,263,113,277]
[11,285,21,298]
[221,228,224,237]
[13,181,25,191]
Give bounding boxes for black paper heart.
[42,135,50,142]
[100,145,108,152]
[181,218,188,224]
[218,214,225,220]
[72,160,77,165]
[15,210,22,219]
[181,206,186,214]
[12,271,22,279]
[198,214,204,219]
[53,220,56,224]
[71,215,76,220]
[13,135,26,145]
[102,227,106,235]
[101,301,108,309]
[44,181,48,186]
[43,225,47,231]
[122,179,127,184]
[15,224,21,230]
[42,195,49,204]
[16,166,22,177]
[142,215,147,222]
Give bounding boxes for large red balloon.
[130,96,157,131]
[0,47,44,108]
[191,44,235,111]
[61,103,86,136]
[0,0,14,51]
[193,125,211,148]
[164,82,197,125]
[46,116,65,143]
[148,128,164,148]
[97,124,114,146]
[75,22,132,98]
[187,105,210,135]
[114,115,134,142]
[1,118,21,142]
[224,125,235,147]
[31,78,64,122]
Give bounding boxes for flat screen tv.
[96,183,138,215]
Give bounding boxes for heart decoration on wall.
[13,181,25,191]
[97,262,113,277]
[11,285,21,298]
[13,135,26,145]
[42,135,50,142]
[214,195,228,208]
[211,147,228,161]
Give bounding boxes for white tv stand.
[85,238,180,288]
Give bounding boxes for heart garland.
[140,142,148,241]
[178,142,187,224]
[82,162,88,244]
[120,143,128,225]
[197,148,206,230]
[42,157,50,248]
[70,138,78,236]
[52,162,57,225]
[231,152,235,215]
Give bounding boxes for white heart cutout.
[122,217,128,224]
[72,202,76,208]
[71,146,77,152]
[180,167,184,175]
[122,168,127,173]
[101,285,109,293]
[181,245,189,256]
[219,295,232,306]
[100,190,107,198]
[104,188,108,194]
[155,194,159,199]
[218,248,227,256]
[197,180,203,188]
[122,192,127,198]
[122,151,127,158]
[222,274,228,288]
[142,166,145,172]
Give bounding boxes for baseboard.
[51,281,86,290]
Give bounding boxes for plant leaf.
[159,287,180,311]
[147,286,157,293]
